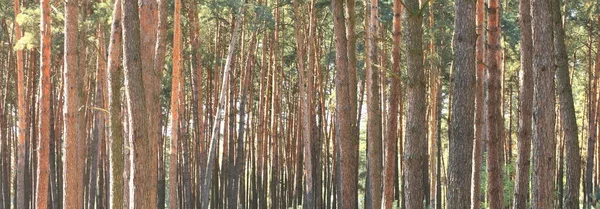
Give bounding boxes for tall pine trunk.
[512,0,533,206]
[531,0,557,207]
[121,0,154,207]
[36,0,52,207]
[486,0,505,207]
[383,1,401,208]
[403,0,427,207]
[447,0,476,207]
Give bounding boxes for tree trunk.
[332,0,358,207]
[365,0,382,206]
[106,0,124,208]
[201,7,244,208]
[512,0,533,207]
[62,0,85,205]
[552,0,581,207]
[36,0,52,206]
[531,0,557,206]
[447,0,476,206]
[169,0,183,206]
[486,0,505,207]
[383,1,401,208]
[121,0,154,207]
[471,0,485,207]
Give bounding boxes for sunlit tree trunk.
[383,1,402,208]
[106,0,123,208]
[169,0,183,207]
[62,0,85,205]
[36,0,52,207]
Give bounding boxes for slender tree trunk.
[471,0,485,207]
[383,1,401,208]
[106,0,124,208]
[486,0,505,206]
[63,0,85,205]
[586,16,600,209]
[343,0,360,206]
[154,0,168,205]
[365,0,382,206]
[201,7,244,208]
[168,0,183,207]
[447,0,476,206]
[14,0,28,206]
[512,0,533,207]
[552,0,581,207]
[531,0,557,206]
[36,0,52,206]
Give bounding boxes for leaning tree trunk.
[552,0,580,208]
[201,6,244,208]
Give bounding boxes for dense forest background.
[0,0,597,207]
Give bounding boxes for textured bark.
[139,0,161,204]
[62,0,85,206]
[403,0,426,207]
[486,0,505,207]
[345,0,359,170]
[107,0,124,208]
[531,0,557,207]
[365,0,382,207]
[512,0,533,207]
[447,0,476,207]
[169,0,183,206]
[36,0,52,207]
[471,0,485,208]
[333,0,357,207]
[121,0,154,207]
[383,1,401,208]
[552,0,580,208]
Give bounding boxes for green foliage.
[14,7,39,50]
